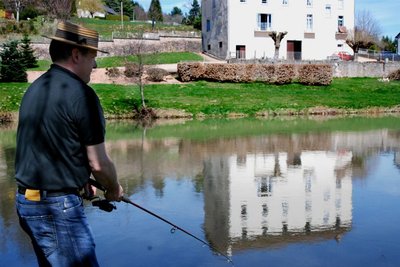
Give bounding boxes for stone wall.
[333,61,400,77]
[229,58,400,78]
[32,36,202,59]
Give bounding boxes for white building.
[201,0,354,60]
[228,151,353,240]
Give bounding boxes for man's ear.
[71,48,80,64]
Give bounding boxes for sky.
[139,0,400,38]
[356,0,399,38]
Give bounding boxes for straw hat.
[44,21,108,53]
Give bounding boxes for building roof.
[395,32,400,40]
[104,5,117,15]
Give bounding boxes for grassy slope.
[2,78,399,117]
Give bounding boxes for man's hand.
[83,183,97,200]
[105,184,124,202]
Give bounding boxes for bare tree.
[122,33,156,120]
[346,10,381,53]
[77,0,104,18]
[2,0,30,22]
[268,31,288,59]
[133,5,147,21]
[38,0,73,20]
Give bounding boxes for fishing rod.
[87,179,234,265]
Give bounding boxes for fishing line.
[88,179,234,265]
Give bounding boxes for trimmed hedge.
[298,64,333,85]
[177,63,333,85]
[275,64,296,84]
[177,62,205,82]
[388,69,400,81]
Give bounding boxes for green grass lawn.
[28,52,203,71]
[71,18,199,40]
[2,78,399,117]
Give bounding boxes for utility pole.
[121,1,124,29]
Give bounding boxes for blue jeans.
[16,192,99,267]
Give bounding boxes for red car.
[337,51,354,61]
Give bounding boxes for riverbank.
[1,77,400,122]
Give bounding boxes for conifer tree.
[0,40,27,82]
[148,0,163,29]
[20,34,38,69]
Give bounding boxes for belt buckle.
[25,189,41,201]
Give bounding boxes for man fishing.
[14,21,123,267]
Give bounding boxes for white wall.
[203,0,354,60]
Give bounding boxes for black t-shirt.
[15,64,105,190]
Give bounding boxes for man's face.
[76,49,97,83]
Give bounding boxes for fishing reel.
[82,180,116,212]
[92,199,116,212]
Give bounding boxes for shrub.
[275,64,296,84]
[105,67,121,78]
[146,68,169,82]
[106,14,130,21]
[177,62,205,82]
[124,62,141,78]
[298,64,333,85]
[0,20,37,35]
[204,63,242,82]
[20,5,41,20]
[253,64,275,83]
[388,69,400,81]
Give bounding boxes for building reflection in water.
[3,120,400,263]
[204,150,353,254]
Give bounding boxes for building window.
[262,0,267,3]
[240,0,246,2]
[338,0,344,9]
[207,44,211,50]
[325,4,332,16]
[258,13,272,31]
[282,0,288,5]
[206,19,211,32]
[306,0,312,7]
[306,14,313,31]
[338,15,344,27]
[219,42,223,48]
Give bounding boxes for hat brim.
[43,35,109,54]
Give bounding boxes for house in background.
[202,0,354,60]
[396,33,400,55]
[77,5,117,18]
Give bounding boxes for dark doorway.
[287,40,302,60]
[236,45,246,59]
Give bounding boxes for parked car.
[337,51,354,61]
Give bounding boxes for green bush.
[0,20,37,35]
[146,68,169,82]
[124,62,141,77]
[20,5,41,20]
[106,14,130,21]
[105,67,121,78]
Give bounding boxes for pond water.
[1,116,400,267]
